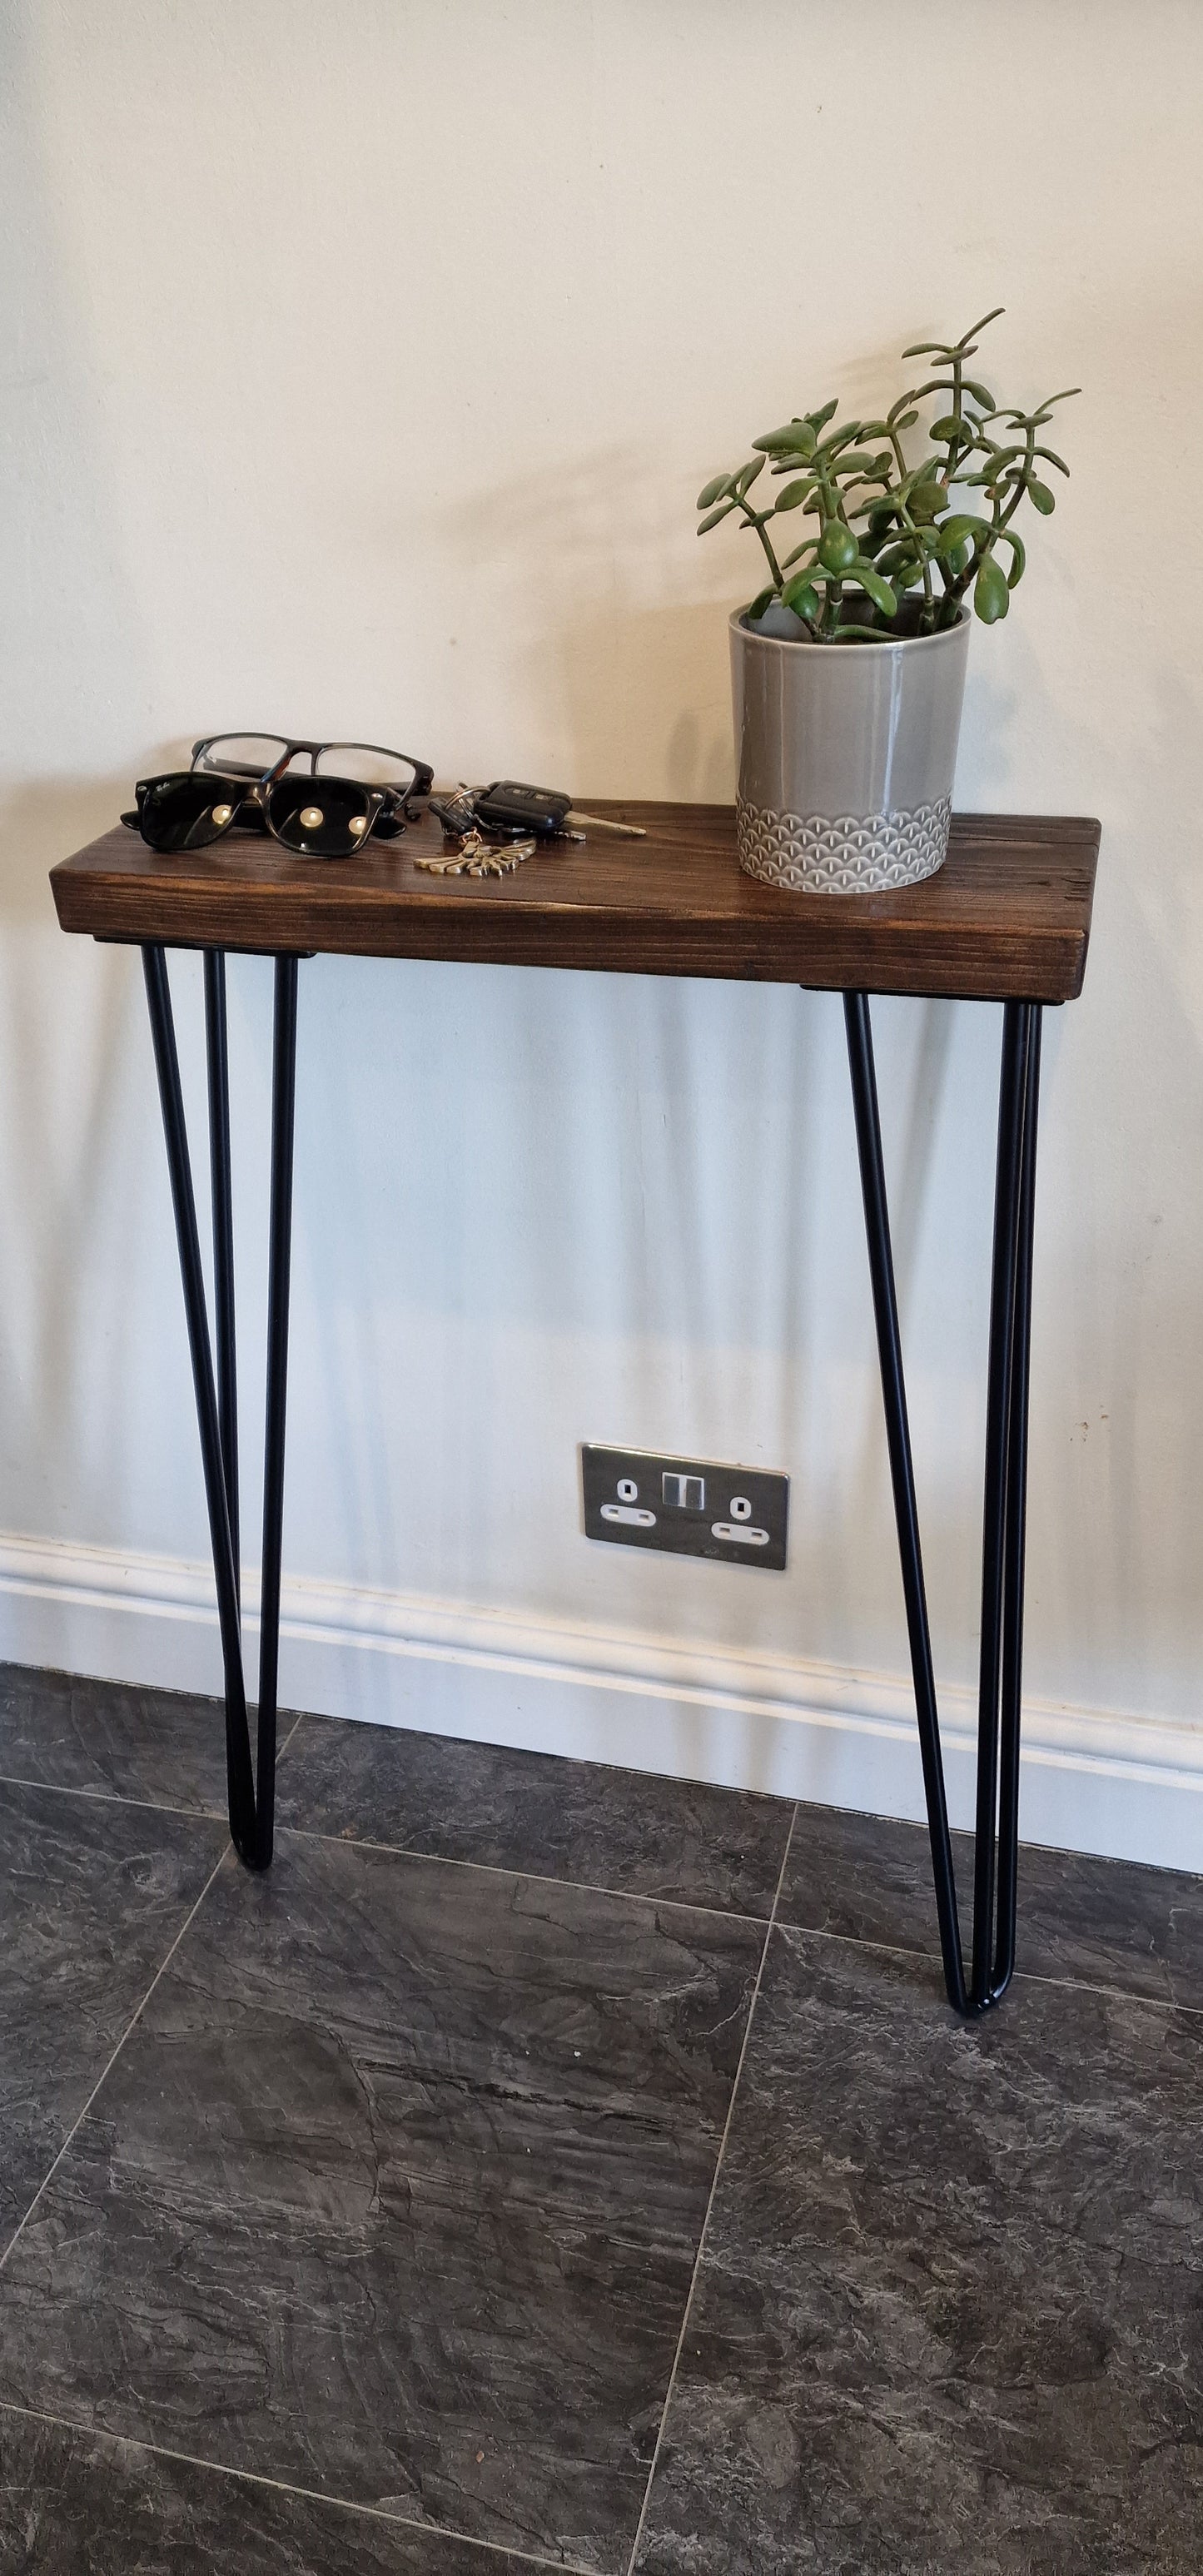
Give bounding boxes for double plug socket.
[581,1445,788,1571]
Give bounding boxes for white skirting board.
[0,1529,1199,1874]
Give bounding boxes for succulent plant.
[696,311,1077,642]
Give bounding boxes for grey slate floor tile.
[277,1711,793,1917]
[5,1662,1202,2573]
[0,1782,227,2253]
[0,2404,553,2575]
[0,1830,763,2573]
[633,1924,1203,2576]
[780,1798,1203,2011]
[0,1660,232,1818]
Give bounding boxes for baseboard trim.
[0,1529,1199,1870]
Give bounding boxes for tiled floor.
[0,1665,1201,2573]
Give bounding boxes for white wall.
[2,0,1202,1864]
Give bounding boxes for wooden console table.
[51,802,1100,2017]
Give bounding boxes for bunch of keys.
[417,780,645,877]
[416,788,531,875]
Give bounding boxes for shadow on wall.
[536,598,737,806]
[0,782,142,1503]
[440,441,738,798]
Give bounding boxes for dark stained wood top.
[50,803,1101,1002]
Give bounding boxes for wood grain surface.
[50,803,1101,1002]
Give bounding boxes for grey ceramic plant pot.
[729,604,971,894]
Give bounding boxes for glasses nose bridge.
[264,743,309,787]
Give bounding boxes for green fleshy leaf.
[748,586,777,622]
[1035,445,1070,475]
[997,529,1027,587]
[962,378,995,408]
[929,415,965,442]
[753,424,815,458]
[937,513,988,549]
[1028,478,1056,513]
[696,475,732,510]
[874,538,917,570]
[781,574,821,619]
[773,477,813,511]
[962,306,1006,341]
[818,520,858,574]
[735,455,766,496]
[850,563,897,617]
[807,397,839,431]
[909,479,950,524]
[696,501,737,535]
[974,554,1011,622]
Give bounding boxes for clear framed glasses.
[127,734,435,860]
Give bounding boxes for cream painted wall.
[2,1,1201,1855]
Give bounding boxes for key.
[429,788,480,839]
[471,782,646,840]
[415,829,536,878]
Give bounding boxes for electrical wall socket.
[581,1445,788,1571]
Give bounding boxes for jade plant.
[696,310,1077,642]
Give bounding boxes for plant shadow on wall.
[443,441,736,802]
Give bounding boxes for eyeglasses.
[125,734,435,860]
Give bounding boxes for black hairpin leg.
[844,990,1042,2017]
[143,944,299,1869]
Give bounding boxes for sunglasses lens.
[139,775,240,851]
[267,776,374,857]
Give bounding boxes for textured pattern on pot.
[729,607,970,896]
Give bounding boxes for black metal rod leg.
[142,945,257,1861]
[204,952,240,1602]
[252,957,299,1869]
[843,992,968,2016]
[990,1003,1041,2001]
[971,1002,1037,2009]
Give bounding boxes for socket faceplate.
[581,1445,788,1571]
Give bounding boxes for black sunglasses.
[123,734,435,860]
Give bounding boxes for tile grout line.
[623,1799,799,2576]
[783,1918,1203,2023]
[0,1708,307,1824]
[281,1820,778,1931]
[0,1837,234,2280]
[274,1713,306,1768]
[1012,1962,1203,2021]
[0,2396,596,2576]
[0,1718,304,2282]
[0,1766,227,1825]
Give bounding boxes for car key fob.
[473,781,646,840]
[473,782,572,835]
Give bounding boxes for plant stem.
[997,425,1036,530]
[738,502,784,592]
